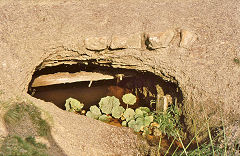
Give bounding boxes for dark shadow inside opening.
[28,62,183,111]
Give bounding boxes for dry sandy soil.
[0,0,240,155]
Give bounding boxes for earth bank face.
[0,0,240,155]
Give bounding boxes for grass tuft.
[0,135,48,156]
[4,102,50,137]
[234,57,240,64]
[154,102,239,156]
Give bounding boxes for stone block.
[126,33,142,49]
[110,36,128,49]
[110,33,142,49]
[147,29,175,49]
[179,30,198,49]
[84,36,109,51]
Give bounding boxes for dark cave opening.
[27,62,183,111]
[26,61,189,154]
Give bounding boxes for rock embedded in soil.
[179,29,198,49]
[125,33,143,49]
[84,36,110,51]
[147,29,175,49]
[110,33,142,49]
[110,36,128,49]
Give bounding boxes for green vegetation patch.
[65,97,84,113]
[234,57,240,65]
[4,102,50,137]
[65,93,183,139]
[153,104,182,138]
[0,135,48,156]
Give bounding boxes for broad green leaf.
[99,115,111,122]
[134,124,143,132]
[86,111,95,119]
[144,116,154,126]
[86,105,102,119]
[99,96,120,114]
[128,119,142,132]
[138,107,150,113]
[65,97,84,112]
[136,117,144,124]
[136,117,145,131]
[135,109,144,118]
[90,105,101,116]
[112,106,125,119]
[123,108,135,122]
[128,120,136,129]
[122,93,136,105]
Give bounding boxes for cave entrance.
[27,62,183,112]
[27,61,185,154]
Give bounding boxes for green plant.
[127,116,154,133]
[98,115,112,122]
[112,106,125,119]
[121,106,154,134]
[206,117,215,155]
[0,135,48,156]
[234,57,240,65]
[155,102,239,156]
[135,108,144,118]
[128,120,142,132]
[83,93,182,139]
[164,137,176,156]
[83,94,155,135]
[99,96,120,114]
[136,107,150,116]
[123,108,135,122]
[82,92,185,153]
[153,104,182,138]
[86,96,127,122]
[174,112,238,156]
[122,93,137,108]
[4,103,50,137]
[25,136,46,149]
[157,135,162,156]
[86,105,102,119]
[186,138,225,156]
[65,97,84,112]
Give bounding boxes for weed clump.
[65,93,186,155]
[0,135,48,156]
[64,93,240,155]
[4,102,50,137]
[234,57,240,65]
[1,101,66,156]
